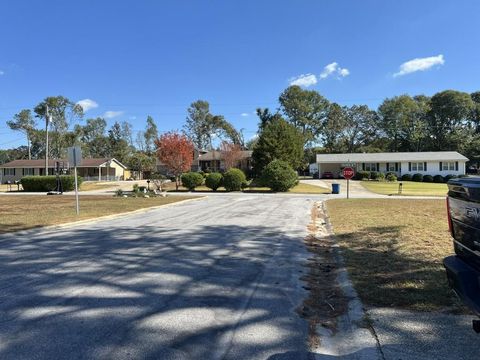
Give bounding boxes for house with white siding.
[315,151,468,178]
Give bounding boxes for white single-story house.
[315,151,468,178]
[0,158,127,183]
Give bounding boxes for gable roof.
[316,151,468,163]
[0,158,127,169]
[199,150,253,161]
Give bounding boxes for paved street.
[0,195,318,360]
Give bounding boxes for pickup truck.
[444,177,480,332]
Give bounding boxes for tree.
[108,122,131,163]
[120,121,134,147]
[220,141,243,170]
[127,151,156,179]
[34,96,83,158]
[7,109,36,159]
[155,132,194,190]
[341,105,379,153]
[471,91,480,133]
[322,103,347,153]
[144,116,158,154]
[278,85,329,145]
[184,100,242,149]
[378,95,429,152]
[427,90,475,150]
[252,117,304,175]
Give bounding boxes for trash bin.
[332,183,340,194]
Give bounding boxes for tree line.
[3,86,480,175]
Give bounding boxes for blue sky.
[1,0,480,149]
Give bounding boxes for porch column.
[98,166,101,181]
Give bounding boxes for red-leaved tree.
[155,132,194,190]
[220,141,243,170]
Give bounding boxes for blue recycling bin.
[332,183,340,194]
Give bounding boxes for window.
[387,163,396,172]
[442,162,455,171]
[23,168,34,176]
[411,162,424,171]
[364,163,377,171]
[3,168,15,176]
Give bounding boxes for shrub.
[458,174,469,178]
[376,172,385,181]
[115,189,124,197]
[412,173,423,182]
[370,171,380,180]
[205,172,223,191]
[223,168,246,191]
[445,174,458,182]
[355,170,370,180]
[401,174,412,181]
[433,175,445,183]
[261,160,298,192]
[21,175,82,192]
[181,172,204,191]
[132,183,140,193]
[386,173,397,182]
[423,174,434,183]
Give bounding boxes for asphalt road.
[0,195,319,360]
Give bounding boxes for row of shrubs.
[20,175,82,192]
[354,171,466,183]
[181,160,298,192]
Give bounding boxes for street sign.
[67,146,82,167]
[67,146,82,215]
[342,167,355,180]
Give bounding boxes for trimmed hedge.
[386,173,397,182]
[412,173,423,182]
[21,175,82,192]
[223,168,246,191]
[401,174,412,181]
[370,171,380,180]
[181,172,204,191]
[445,174,458,182]
[433,175,445,183]
[355,170,370,180]
[261,159,298,192]
[423,174,434,183]
[205,172,223,191]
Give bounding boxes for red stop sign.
[342,167,355,180]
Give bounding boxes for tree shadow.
[0,222,313,359]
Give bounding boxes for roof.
[199,150,253,161]
[316,151,469,163]
[0,158,127,169]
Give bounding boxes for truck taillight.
[446,197,454,237]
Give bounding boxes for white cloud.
[76,99,98,112]
[103,110,124,119]
[240,113,250,117]
[320,62,350,79]
[289,73,318,87]
[394,54,445,77]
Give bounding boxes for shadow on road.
[0,222,311,359]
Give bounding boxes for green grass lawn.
[361,180,448,196]
[327,199,462,312]
[0,195,194,234]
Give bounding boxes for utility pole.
[45,104,51,176]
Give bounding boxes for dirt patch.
[298,201,348,348]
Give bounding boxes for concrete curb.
[313,201,383,359]
[0,196,206,238]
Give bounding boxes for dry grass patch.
[326,199,462,312]
[0,195,194,234]
[79,181,121,192]
[361,181,448,196]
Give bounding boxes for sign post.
[342,167,355,199]
[68,146,82,215]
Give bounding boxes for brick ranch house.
[0,158,127,183]
[313,151,468,178]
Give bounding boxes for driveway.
[0,195,317,359]
[300,179,382,198]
